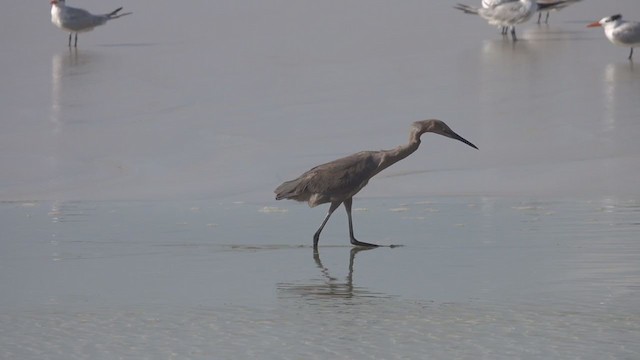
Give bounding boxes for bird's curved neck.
[374,136,421,175]
[394,139,421,161]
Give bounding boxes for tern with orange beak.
[588,14,640,60]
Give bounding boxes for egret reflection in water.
[278,247,391,303]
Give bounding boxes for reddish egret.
[274,119,478,249]
[588,14,640,61]
[50,0,132,47]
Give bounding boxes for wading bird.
[482,0,513,7]
[535,0,583,25]
[482,0,516,35]
[588,14,640,61]
[454,0,566,40]
[50,0,132,47]
[274,120,478,249]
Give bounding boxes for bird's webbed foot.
[350,237,379,248]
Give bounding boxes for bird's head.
[587,14,622,28]
[411,119,478,149]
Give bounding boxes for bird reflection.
[481,37,533,60]
[51,48,93,132]
[602,62,639,135]
[278,247,390,302]
[50,49,71,134]
[50,48,97,203]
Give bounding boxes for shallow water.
[2,0,640,358]
[1,197,639,359]
[2,1,640,201]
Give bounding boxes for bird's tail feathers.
[275,180,296,200]
[107,7,132,19]
[275,178,305,201]
[453,3,479,15]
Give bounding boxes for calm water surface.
[1,197,638,359]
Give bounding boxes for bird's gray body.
[52,5,110,32]
[456,0,538,27]
[50,0,131,46]
[275,151,380,208]
[589,14,640,60]
[275,120,478,249]
[606,19,640,47]
[455,0,568,39]
[454,0,537,40]
[536,0,583,24]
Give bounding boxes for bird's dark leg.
[537,12,542,24]
[545,12,550,24]
[511,26,517,42]
[68,33,72,47]
[344,198,378,248]
[629,48,634,61]
[501,26,508,35]
[74,33,78,47]
[313,201,341,249]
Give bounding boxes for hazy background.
[1,0,639,202]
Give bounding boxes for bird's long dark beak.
[447,130,478,150]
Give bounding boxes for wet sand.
[1,0,640,358]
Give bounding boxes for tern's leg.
[344,198,378,247]
[511,26,517,41]
[74,33,78,47]
[313,201,341,249]
[68,33,72,47]
[545,12,550,24]
[537,12,542,24]
[629,48,634,61]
